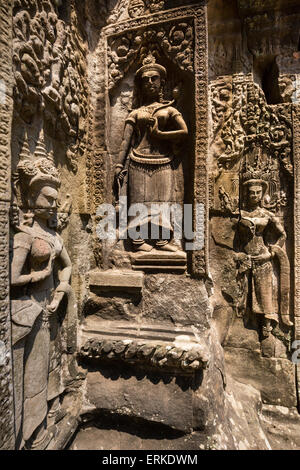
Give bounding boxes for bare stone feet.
[156,242,178,252]
[281,315,293,327]
[133,241,153,252]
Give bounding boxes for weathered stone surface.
[0,0,14,451]
[260,404,300,450]
[2,0,300,452]
[142,275,212,327]
[224,347,297,407]
[84,293,142,321]
[69,420,202,451]
[85,366,195,433]
[223,377,272,450]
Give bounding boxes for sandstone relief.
[1,0,300,452]
[114,54,188,256]
[11,148,76,450]
[13,0,88,172]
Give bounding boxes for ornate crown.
[135,53,166,80]
[129,0,145,8]
[240,146,271,189]
[17,135,60,191]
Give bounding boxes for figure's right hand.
[114,167,122,180]
[115,167,126,185]
[31,253,55,283]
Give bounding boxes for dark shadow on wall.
[79,361,204,392]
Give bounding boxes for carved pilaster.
[192,4,208,277]
[293,104,300,406]
[0,0,14,451]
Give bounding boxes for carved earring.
[23,210,35,226]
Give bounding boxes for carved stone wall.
[4,0,91,450]
[2,0,300,451]
[208,0,300,449]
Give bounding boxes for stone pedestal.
[76,268,226,449]
[130,250,187,273]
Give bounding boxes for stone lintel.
[80,337,209,374]
[88,269,144,291]
[80,318,210,374]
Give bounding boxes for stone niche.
[76,0,219,451]
[2,0,300,452]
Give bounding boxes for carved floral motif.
[13,0,88,171]
[107,20,194,90]
[211,78,293,179]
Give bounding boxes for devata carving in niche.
[114,54,188,252]
[10,151,74,450]
[234,151,293,338]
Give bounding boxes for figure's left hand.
[47,298,60,314]
[150,118,160,137]
[47,292,64,314]
[251,252,272,262]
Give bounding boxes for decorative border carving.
[293,104,300,404]
[192,5,208,277]
[0,0,14,450]
[103,3,206,37]
[80,337,209,373]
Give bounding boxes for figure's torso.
[240,208,271,256]
[130,102,180,157]
[25,224,63,298]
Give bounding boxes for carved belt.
[130,149,173,165]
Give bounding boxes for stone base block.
[89,269,144,291]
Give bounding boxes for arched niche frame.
[91,3,208,276]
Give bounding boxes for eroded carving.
[128,0,146,18]
[128,0,166,18]
[235,150,293,338]
[210,78,293,180]
[212,138,293,348]
[80,337,209,373]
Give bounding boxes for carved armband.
[56,281,70,294]
[115,164,124,170]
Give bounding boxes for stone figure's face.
[141,70,161,99]
[128,3,145,18]
[247,184,263,207]
[32,185,58,221]
[149,0,165,12]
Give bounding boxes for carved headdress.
[18,158,60,191]
[135,53,167,80]
[240,146,270,191]
[12,135,60,226]
[17,136,60,198]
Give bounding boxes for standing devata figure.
[114,54,188,252]
[10,156,73,450]
[235,157,293,338]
